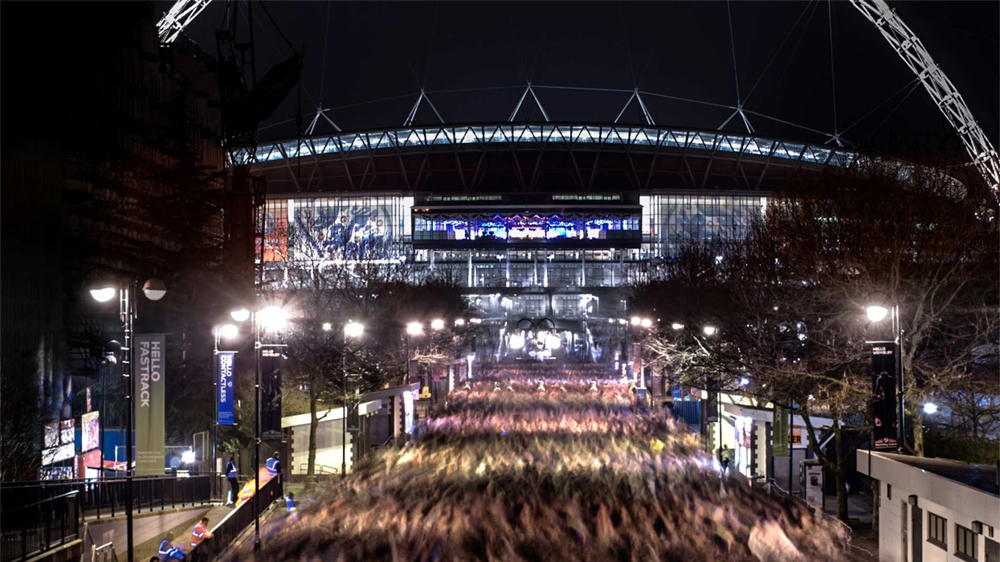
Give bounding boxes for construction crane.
[157,0,213,44]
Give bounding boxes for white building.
[858,450,1000,562]
[281,399,381,475]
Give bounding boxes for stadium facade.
[251,123,855,362]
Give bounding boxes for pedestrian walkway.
[164,503,235,553]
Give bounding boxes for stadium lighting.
[406,322,424,336]
[509,334,525,350]
[431,318,445,331]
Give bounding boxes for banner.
[260,349,283,440]
[134,333,166,475]
[81,411,100,452]
[217,352,236,425]
[871,342,898,450]
[773,405,789,457]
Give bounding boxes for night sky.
[178,1,998,161]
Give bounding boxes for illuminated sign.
[82,411,100,452]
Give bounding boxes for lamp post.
[229,305,286,551]
[342,321,364,478]
[89,278,166,562]
[867,298,904,453]
[406,322,423,386]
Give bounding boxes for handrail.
[766,478,853,553]
[188,476,283,562]
[1,490,79,514]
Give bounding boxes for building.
[250,124,854,363]
[1,2,225,479]
[858,450,1000,562]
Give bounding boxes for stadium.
[249,112,860,363]
[225,1,996,365]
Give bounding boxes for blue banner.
[217,352,236,425]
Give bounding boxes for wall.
[858,451,1000,562]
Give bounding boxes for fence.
[0,475,213,520]
[0,491,80,562]
[189,476,284,562]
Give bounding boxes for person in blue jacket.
[225,456,239,505]
[157,535,184,560]
[265,452,282,478]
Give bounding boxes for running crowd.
[252,365,850,561]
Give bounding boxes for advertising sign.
[81,411,100,452]
[403,391,415,434]
[42,420,75,465]
[260,349,283,441]
[134,333,166,475]
[803,462,825,509]
[217,352,236,425]
[773,405,789,457]
[791,427,802,447]
[871,342,898,450]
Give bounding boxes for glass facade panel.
[262,193,765,296]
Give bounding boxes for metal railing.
[0,491,80,562]
[0,475,213,520]
[92,541,118,562]
[188,476,283,562]
[766,479,853,554]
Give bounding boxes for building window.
[956,524,978,562]
[927,512,947,549]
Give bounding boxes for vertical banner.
[871,342,898,450]
[134,333,166,476]
[773,405,789,457]
[217,352,236,425]
[260,349,283,440]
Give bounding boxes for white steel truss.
[850,0,999,196]
[239,123,856,169]
[157,0,213,44]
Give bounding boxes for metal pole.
[788,403,794,494]
[253,312,261,552]
[100,362,106,479]
[213,331,219,502]
[342,329,347,479]
[122,283,134,562]
[896,304,905,453]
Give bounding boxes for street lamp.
[88,277,166,562]
[866,305,889,323]
[342,321,364,478]
[671,322,684,331]
[228,304,287,551]
[431,318,445,331]
[454,318,466,327]
[866,295,904,453]
[922,402,938,415]
[703,325,717,337]
[404,322,423,386]
[322,322,333,332]
[640,318,653,329]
